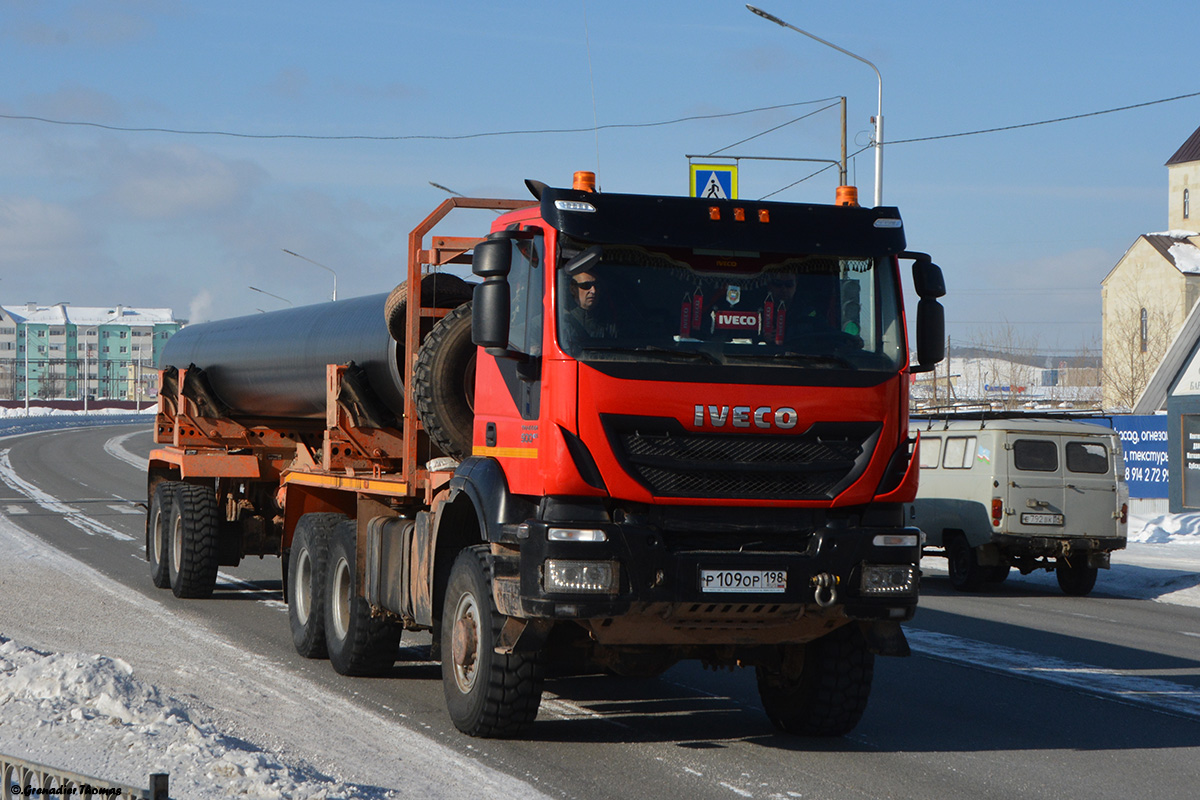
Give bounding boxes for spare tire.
[413,302,476,460]
[385,273,475,344]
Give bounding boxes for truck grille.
[602,415,880,500]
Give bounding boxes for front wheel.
[441,546,544,738]
[1056,557,1098,596]
[756,624,875,737]
[945,533,987,592]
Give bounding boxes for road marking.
[0,449,133,541]
[5,505,28,515]
[907,628,1200,721]
[105,431,149,471]
[107,503,144,515]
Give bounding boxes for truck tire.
[147,481,182,589]
[756,624,875,737]
[167,483,220,599]
[413,302,476,460]
[945,532,987,592]
[441,545,544,737]
[384,273,475,343]
[1056,558,1098,596]
[323,519,402,676]
[288,512,344,659]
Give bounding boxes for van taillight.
[991,498,1003,526]
[1119,503,1128,524]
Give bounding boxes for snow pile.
[0,637,386,800]
[1168,241,1200,274]
[1130,511,1200,543]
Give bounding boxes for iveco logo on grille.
[693,405,799,429]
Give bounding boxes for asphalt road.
[2,421,1199,800]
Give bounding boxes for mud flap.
[860,621,911,657]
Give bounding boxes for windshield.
[556,241,905,371]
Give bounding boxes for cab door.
[1005,434,1067,536]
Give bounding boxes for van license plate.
[700,569,787,593]
[1021,513,1064,526]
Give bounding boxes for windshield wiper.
[766,351,856,369]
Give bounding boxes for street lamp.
[746,5,884,206]
[282,248,337,301]
[248,286,293,307]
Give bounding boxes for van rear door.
[1006,434,1066,535]
[1061,435,1119,537]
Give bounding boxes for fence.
[1,753,168,798]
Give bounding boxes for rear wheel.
[441,545,544,737]
[756,624,875,737]
[945,533,987,592]
[323,520,402,676]
[288,513,344,658]
[167,483,220,599]
[1056,557,1098,596]
[147,481,182,589]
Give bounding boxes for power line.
[0,98,841,142]
[889,89,1200,146]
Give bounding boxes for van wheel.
[324,520,402,676]
[441,546,544,737]
[945,533,986,592]
[756,624,875,737]
[1056,558,1098,596]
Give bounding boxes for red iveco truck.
[146,172,945,738]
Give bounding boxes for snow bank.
[0,638,383,800]
[1129,511,1200,544]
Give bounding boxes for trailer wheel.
[414,302,476,460]
[384,273,475,343]
[323,520,402,676]
[147,481,181,589]
[441,545,544,738]
[945,533,987,592]
[756,624,875,737]
[1056,557,1098,596]
[288,513,344,659]
[167,483,220,599]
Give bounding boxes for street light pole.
[746,5,884,206]
[282,249,337,301]
[248,286,293,307]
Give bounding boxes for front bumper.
[493,519,921,641]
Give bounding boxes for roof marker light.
[709,207,721,221]
[555,200,596,213]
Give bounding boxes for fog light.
[860,564,917,595]
[544,560,619,594]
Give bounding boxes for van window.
[942,436,977,469]
[1014,439,1058,472]
[919,437,941,469]
[1066,441,1109,474]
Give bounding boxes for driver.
[563,270,616,343]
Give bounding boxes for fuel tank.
[159,293,402,419]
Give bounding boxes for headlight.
[547,528,608,542]
[860,564,917,595]
[543,559,619,594]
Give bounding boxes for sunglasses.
[573,280,597,290]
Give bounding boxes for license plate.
[1020,512,1064,526]
[700,569,787,593]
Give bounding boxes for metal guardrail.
[1,754,168,798]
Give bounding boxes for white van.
[909,416,1128,596]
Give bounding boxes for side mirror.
[905,252,945,299]
[472,237,514,278]
[471,234,515,352]
[913,297,945,372]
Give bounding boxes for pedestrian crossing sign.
[690,163,738,200]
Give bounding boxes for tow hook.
[811,573,839,608]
